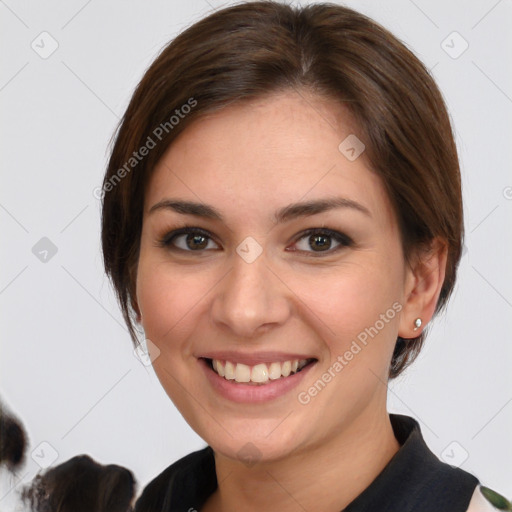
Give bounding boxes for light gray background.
[1,0,511,508]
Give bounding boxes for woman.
[100,2,503,511]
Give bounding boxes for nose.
[210,246,291,339]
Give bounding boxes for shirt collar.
[155,414,478,512]
[344,414,478,511]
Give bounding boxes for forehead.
[145,91,396,230]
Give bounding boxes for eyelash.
[158,226,354,257]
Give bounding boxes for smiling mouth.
[202,357,317,385]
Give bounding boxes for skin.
[135,90,447,512]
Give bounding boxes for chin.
[198,418,308,465]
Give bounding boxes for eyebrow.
[148,196,372,223]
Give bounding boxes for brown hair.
[101,1,463,379]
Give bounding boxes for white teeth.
[235,363,251,382]
[268,362,282,380]
[297,359,308,371]
[209,358,312,384]
[251,364,269,383]
[224,361,236,380]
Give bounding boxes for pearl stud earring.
[413,318,422,331]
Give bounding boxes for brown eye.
[291,228,353,256]
[161,228,219,252]
[183,233,209,250]
[308,233,332,251]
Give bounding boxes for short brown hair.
[101,1,463,379]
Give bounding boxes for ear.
[398,237,448,339]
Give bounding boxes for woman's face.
[136,91,413,462]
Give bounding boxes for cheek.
[136,258,211,351]
[294,263,403,407]
[291,260,403,346]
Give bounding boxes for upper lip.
[198,351,317,366]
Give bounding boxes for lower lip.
[199,358,316,403]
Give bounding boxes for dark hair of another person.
[0,401,27,471]
[1,398,136,512]
[21,454,136,512]
[101,1,464,379]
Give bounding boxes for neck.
[203,405,400,512]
